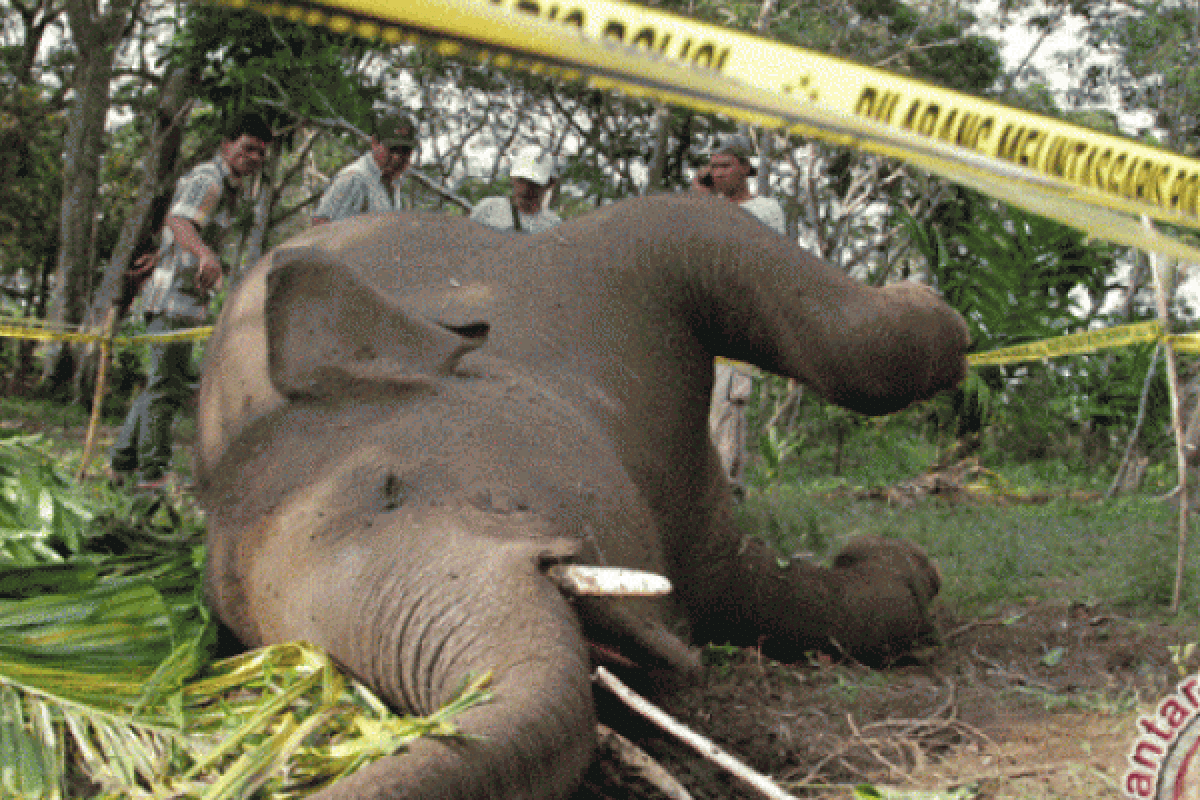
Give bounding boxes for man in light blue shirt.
[694,134,789,495]
[312,112,418,224]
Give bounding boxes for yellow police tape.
[967,322,1200,365]
[217,0,1200,264]
[6,317,1198,372]
[716,321,1200,372]
[0,322,213,347]
[968,321,1163,366]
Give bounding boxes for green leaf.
[1041,646,1067,667]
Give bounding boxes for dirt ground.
[578,600,1192,800]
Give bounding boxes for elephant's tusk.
[547,565,673,597]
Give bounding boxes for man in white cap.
[693,134,788,497]
[312,111,418,225]
[470,151,562,234]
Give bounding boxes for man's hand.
[166,215,224,295]
[196,249,223,293]
[692,166,716,195]
[129,251,158,279]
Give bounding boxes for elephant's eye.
[381,472,409,511]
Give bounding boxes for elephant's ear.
[265,246,489,400]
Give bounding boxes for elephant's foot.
[680,534,941,666]
[828,535,942,662]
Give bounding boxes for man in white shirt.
[693,134,788,496]
[312,112,417,225]
[470,151,562,234]
[693,135,787,235]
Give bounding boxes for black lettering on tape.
[1045,136,1068,178]
[996,124,1021,162]
[1107,152,1129,195]
[632,26,658,51]
[1093,149,1114,192]
[1019,128,1045,167]
[1171,171,1200,216]
[691,42,716,67]
[1151,163,1172,207]
[855,87,902,125]
[935,108,958,141]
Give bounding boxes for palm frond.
[0,431,492,799]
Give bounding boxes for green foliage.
[164,6,385,134]
[901,189,1118,350]
[0,433,489,798]
[0,85,63,308]
[1088,2,1200,153]
[897,188,1141,458]
[735,483,830,558]
[745,387,941,489]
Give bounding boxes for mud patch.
[578,601,1192,799]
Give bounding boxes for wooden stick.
[77,308,118,482]
[1106,341,1159,499]
[596,724,695,800]
[1144,215,1190,613]
[593,666,801,800]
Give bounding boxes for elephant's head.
[196,193,968,800]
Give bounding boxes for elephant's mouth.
[438,321,491,342]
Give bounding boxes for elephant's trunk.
[305,516,596,800]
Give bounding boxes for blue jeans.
[110,315,196,480]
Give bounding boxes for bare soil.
[580,600,1191,799]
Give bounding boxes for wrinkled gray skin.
[196,193,969,800]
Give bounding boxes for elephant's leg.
[295,512,597,800]
[671,465,938,665]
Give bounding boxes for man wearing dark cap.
[694,134,787,496]
[693,134,786,236]
[111,110,273,490]
[312,112,418,225]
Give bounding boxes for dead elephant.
[195,192,969,799]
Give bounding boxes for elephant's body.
[196,193,968,799]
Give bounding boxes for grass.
[739,490,1189,616]
[737,419,1198,621]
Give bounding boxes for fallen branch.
[970,648,1059,693]
[593,666,801,800]
[596,723,694,800]
[788,683,988,788]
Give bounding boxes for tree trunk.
[645,105,670,193]
[43,0,138,387]
[11,0,66,86]
[85,66,194,324]
[240,143,278,278]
